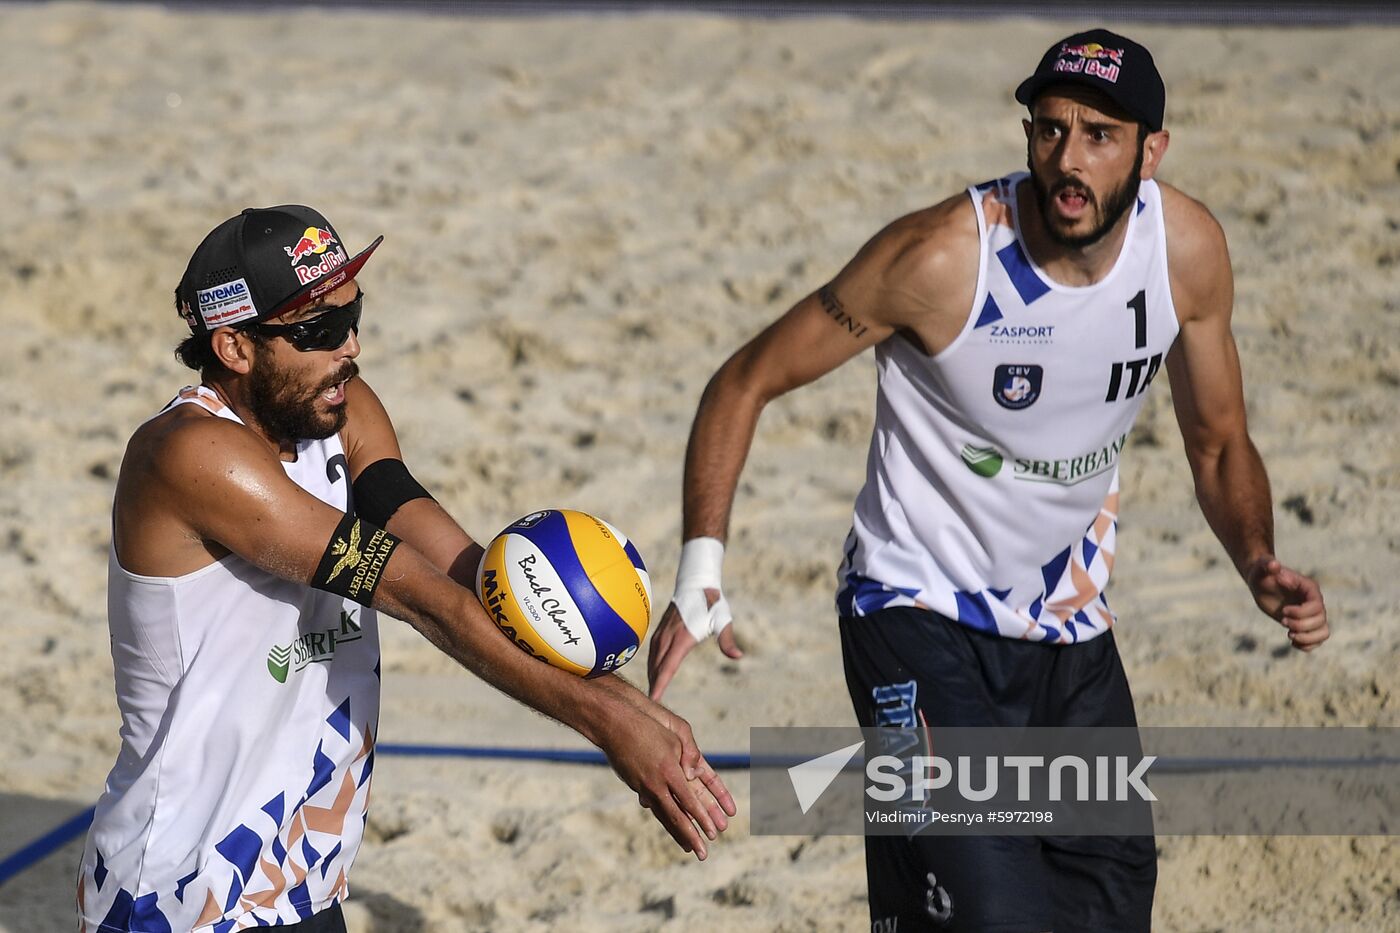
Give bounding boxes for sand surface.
[1,3,1397,930]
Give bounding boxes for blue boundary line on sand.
[0,806,98,890]
[376,742,752,768]
[5,747,1397,888]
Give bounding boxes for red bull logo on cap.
[1054,42,1124,83]
[1061,43,1124,65]
[283,225,348,287]
[284,226,338,266]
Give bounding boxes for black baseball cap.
[176,205,382,334]
[1015,29,1165,132]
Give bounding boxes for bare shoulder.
[834,191,980,331]
[886,192,979,246]
[874,193,979,287]
[1159,182,1233,322]
[114,404,290,574]
[121,405,279,502]
[1160,183,1227,254]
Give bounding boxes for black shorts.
[840,607,1156,933]
[284,902,347,932]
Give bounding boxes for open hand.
[646,595,742,701]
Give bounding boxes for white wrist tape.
[672,537,732,641]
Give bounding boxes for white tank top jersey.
[80,386,381,932]
[837,174,1179,644]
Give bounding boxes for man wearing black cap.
[79,206,734,932]
[647,29,1328,931]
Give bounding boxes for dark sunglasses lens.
[291,299,361,351]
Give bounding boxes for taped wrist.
[675,537,725,590]
[352,458,434,528]
[673,537,731,641]
[313,512,401,607]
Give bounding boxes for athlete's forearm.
[681,362,769,542]
[384,498,482,583]
[374,551,625,746]
[1190,432,1275,577]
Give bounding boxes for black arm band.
[352,458,435,528]
[313,512,402,607]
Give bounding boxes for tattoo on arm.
[818,285,869,339]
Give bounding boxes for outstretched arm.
[148,415,731,857]
[1162,187,1328,650]
[645,287,893,699]
[339,377,735,838]
[648,195,979,698]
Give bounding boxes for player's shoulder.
[881,192,980,264]
[1157,182,1233,319]
[125,402,275,492]
[852,192,980,293]
[1158,181,1229,265]
[828,191,981,330]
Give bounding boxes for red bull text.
[1054,43,1124,83]
[294,245,349,287]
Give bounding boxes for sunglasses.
[245,291,364,351]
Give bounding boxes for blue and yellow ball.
[475,509,651,678]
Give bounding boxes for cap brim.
[274,235,384,317]
[1014,74,1048,106]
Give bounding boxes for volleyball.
[476,509,652,678]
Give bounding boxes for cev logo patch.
[993,363,1043,410]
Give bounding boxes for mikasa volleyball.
[476,509,652,677]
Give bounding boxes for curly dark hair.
[174,333,218,372]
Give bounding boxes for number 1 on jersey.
[1128,290,1147,349]
[1104,291,1161,402]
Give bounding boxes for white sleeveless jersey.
[837,175,1179,643]
[80,386,381,932]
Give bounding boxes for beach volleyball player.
[648,29,1327,932]
[79,206,734,932]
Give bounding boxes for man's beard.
[246,353,357,443]
[1029,142,1145,249]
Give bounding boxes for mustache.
[315,361,359,395]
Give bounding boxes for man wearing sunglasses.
[79,205,734,933]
